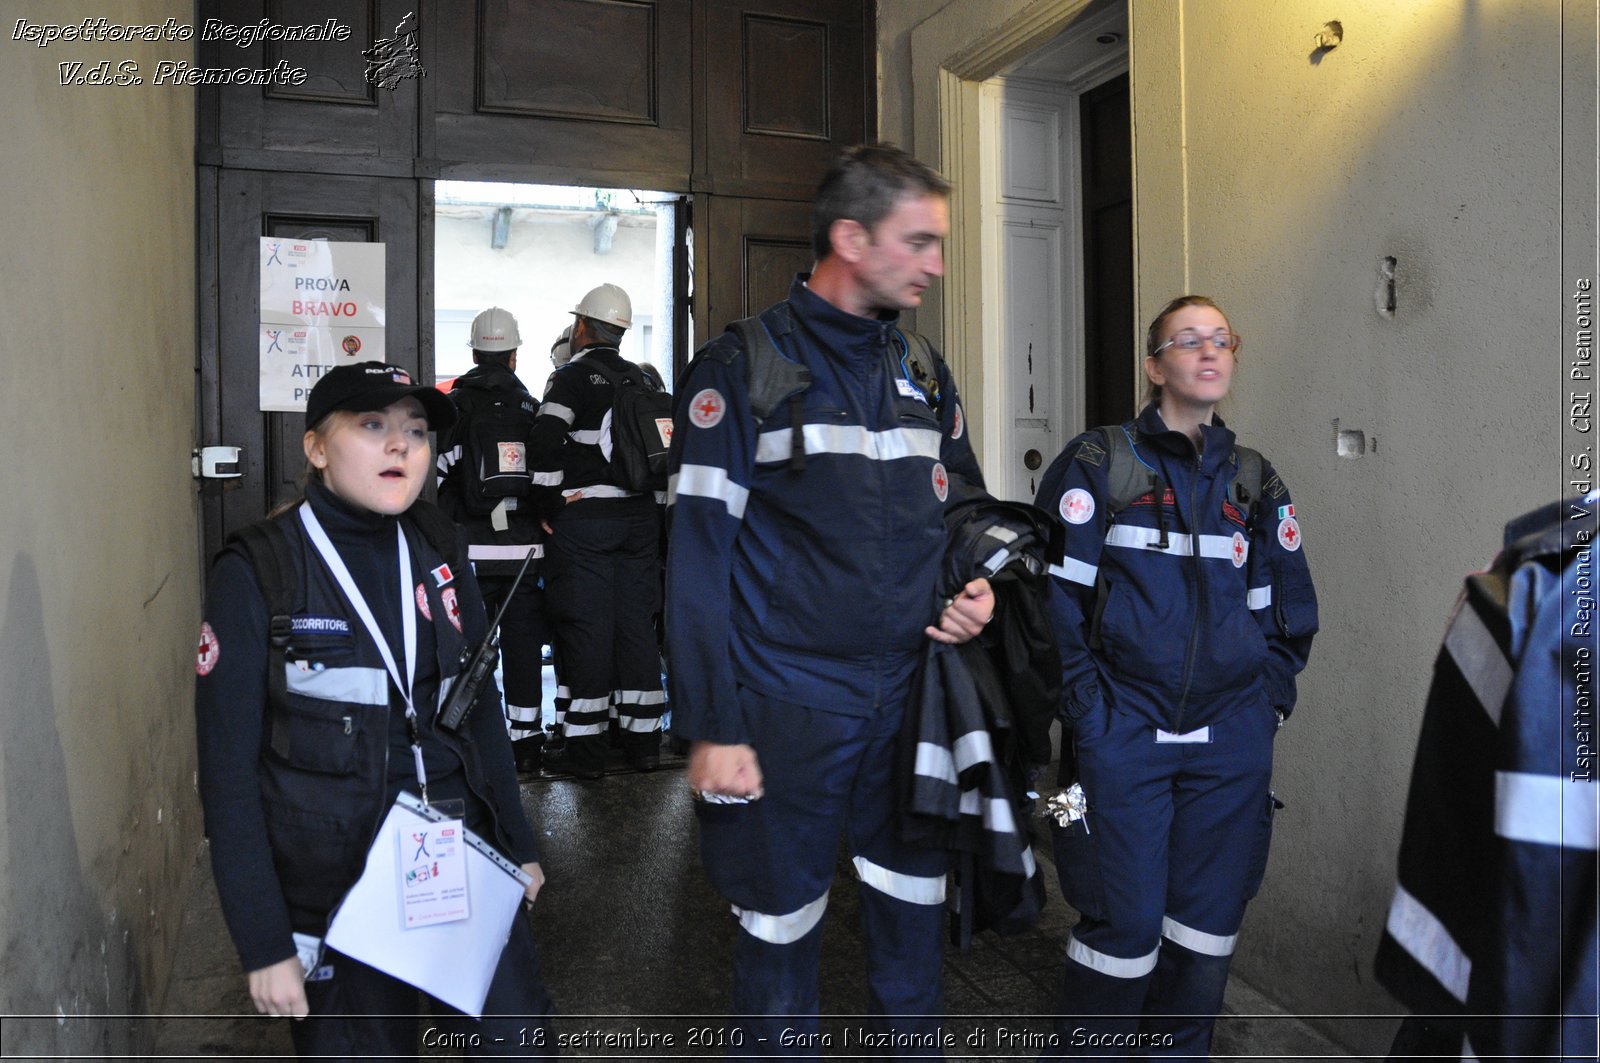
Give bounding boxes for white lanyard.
[299,503,432,801]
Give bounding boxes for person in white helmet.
[434,307,550,771]
[530,284,667,779]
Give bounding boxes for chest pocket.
[280,635,387,774]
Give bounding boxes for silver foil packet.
[1045,783,1090,832]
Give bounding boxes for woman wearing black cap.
[193,362,556,1056]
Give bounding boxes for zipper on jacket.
[1170,450,1205,732]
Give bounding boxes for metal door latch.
[192,446,243,480]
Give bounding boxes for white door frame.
[908,0,1130,486]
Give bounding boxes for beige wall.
[0,1,199,1054]
[881,0,1583,1054]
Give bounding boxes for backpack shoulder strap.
[1230,446,1264,529]
[404,499,468,575]
[1097,422,1155,518]
[223,516,300,759]
[729,303,814,470]
[729,303,812,421]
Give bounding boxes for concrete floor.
[148,747,1358,1061]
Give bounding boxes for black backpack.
[457,391,539,515]
[224,500,465,759]
[585,358,674,493]
[1092,421,1262,526]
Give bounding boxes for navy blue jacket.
[195,483,537,972]
[1035,404,1317,732]
[665,276,985,743]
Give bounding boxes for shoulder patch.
[196,622,220,676]
[1060,488,1096,525]
[1263,474,1287,500]
[1075,440,1106,467]
[688,388,726,429]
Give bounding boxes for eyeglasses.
[1155,329,1242,355]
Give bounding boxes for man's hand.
[687,741,764,799]
[248,956,309,1019]
[925,577,994,645]
[521,862,545,906]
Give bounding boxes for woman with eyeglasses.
[1033,295,1319,1057]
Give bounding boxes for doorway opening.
[977,0,1129,503]
[432,182,684,398]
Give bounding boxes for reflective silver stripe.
[914,741,957,784]
[284,664,389,706]
[753,423,942,465]
[1021,845,1037,878]
[563,483,640,500]
[980,795,1018,835]
[1049,556,1098,587]
[566,695,609,715]
[613,688,667,705]
[952,729,994,772]
[1065,933,1160,979]
[530,470,563,486]
[614,713,663,733]
[669,464,749,519]
[1444,605,1512,726]
[505,701,540,725]
[564,720,608,737]
[467,543,543,561]
[1161,916,1237,956]
[435,445,461,485]
[1462,1034,1479,1063]
[541,402,575,425]
[733,891,829,945]
[1384,884,1471,1003]
[1247,585,1272,610]
[852,856,946,905]
[570,428,605,445]
[1102,526,1245,563]
[1495,772,1600,850]
[1197,534,1245,561]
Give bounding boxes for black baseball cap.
[304,362,457,432]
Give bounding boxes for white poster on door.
[259,239,386,413]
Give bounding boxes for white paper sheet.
[323,792,529,1017]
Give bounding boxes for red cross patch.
[931,461,949,502]
[441,587,463,632]
[415,583,432,621]
[1277,516,1302,552]
[1060,488,1095,526]
[1231,531,1247,568]
[195,621,220,676]
[952,404,965,441]
[689,388,726,429]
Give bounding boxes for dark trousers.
[479,575,548,743]
[1045,702,1278,1059]
[696,691,949,1059]
[543,503,664,768]
[290,912,555,1060]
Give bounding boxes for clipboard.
[323,791,530,1017]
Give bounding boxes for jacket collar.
[456,361,527,395]
[787,274,901,366]
[305,479,399,540]
[1134,403,1237,472]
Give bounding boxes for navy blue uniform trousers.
[1046,702,1277,1059]
[695,690,950,1059]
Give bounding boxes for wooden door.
[199,168,419,559]
[1080,73,1134,427]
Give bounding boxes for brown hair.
[812,144,950,259]
[1143,294,1231,408]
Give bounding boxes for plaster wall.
[0,2,200,1054]
[434,209,662,395]
[880,0,1579,1053]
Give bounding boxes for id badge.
[397,813,470,929]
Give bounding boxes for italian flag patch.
[1278,504,1295,520]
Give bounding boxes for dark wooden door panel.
[207,169,418,553]
[698,0,869,198]
[1080,73,1133,427]
[424,0,693,188]
[697,195,812,340]
[199,0,418,176]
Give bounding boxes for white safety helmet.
[550,325,573,367]
[571,283,632,330]
[469,306,521,352]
